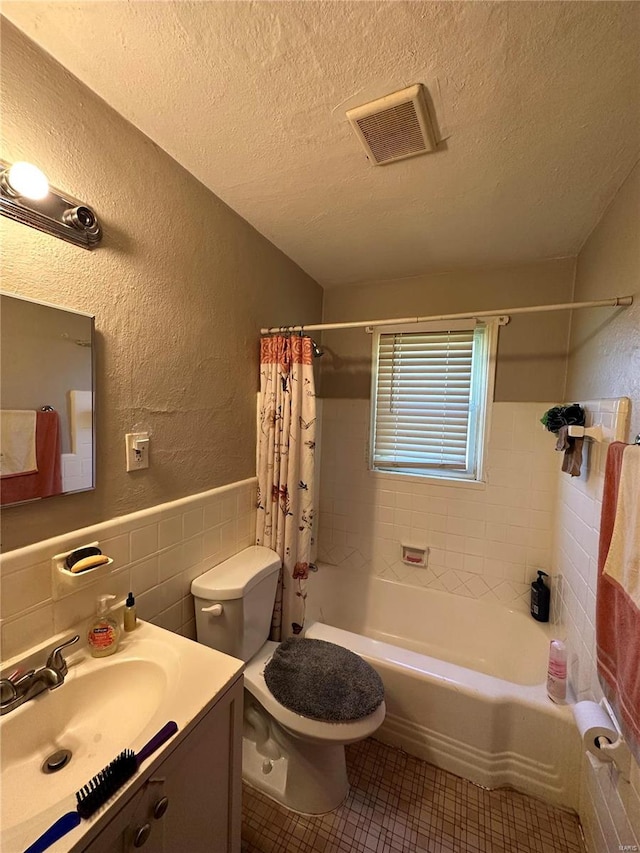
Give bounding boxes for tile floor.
[242,738,585,853]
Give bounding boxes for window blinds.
[372,326,478,472]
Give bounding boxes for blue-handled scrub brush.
[23,721,178,853]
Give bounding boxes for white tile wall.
[319,395,639,848]
[61,390,94,492]
[0,477,257,660]
[317,400,560,613]
[551,397,640,851]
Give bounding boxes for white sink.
[0,620,243,852]
[1,659,169,831]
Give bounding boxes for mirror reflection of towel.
[0,411,62,504]
[0,410,37,477]
[555,425,584,477]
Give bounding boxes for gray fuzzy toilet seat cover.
[263,637,384,722]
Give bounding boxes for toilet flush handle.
[202,603,224,616]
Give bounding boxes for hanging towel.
[604,445,640,607]
[596,442,640,761]
[0,411,62,505]
[0,410,37,477]
[555,425,584,477]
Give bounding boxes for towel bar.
[567,425,604,442]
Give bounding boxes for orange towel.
[596,442,640,761]
[0,410,62,505]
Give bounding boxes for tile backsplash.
[316,394,639,849]
[317,400,559,613]
[0,477,257,660]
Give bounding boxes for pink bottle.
[547,639,567,704]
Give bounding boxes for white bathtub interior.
[305,565,582,811]
[307,565,551,685]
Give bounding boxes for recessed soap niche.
[402,545,428,568]
[51,541,114,600]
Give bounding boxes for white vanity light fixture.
[0,159,102,249]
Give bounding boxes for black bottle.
[530,571,550,622]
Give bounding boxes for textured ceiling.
[3,1,640,286]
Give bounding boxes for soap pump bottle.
[530,570,550,622]
[124,591,137,632]
[88,594,121,658]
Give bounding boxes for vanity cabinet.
[80,676,243,853]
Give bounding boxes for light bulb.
[7,161,49,200]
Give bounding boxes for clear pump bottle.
[88,594,121,657]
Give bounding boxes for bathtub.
[305,565,581,810]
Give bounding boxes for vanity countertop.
[1,620,244,852]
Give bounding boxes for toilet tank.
[191,546,281,662]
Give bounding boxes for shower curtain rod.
[260,295,633,335]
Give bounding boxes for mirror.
[0,292,95,506]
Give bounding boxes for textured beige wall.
[320,259,575,401]
[566,161,640,440]
[0,21,322,551]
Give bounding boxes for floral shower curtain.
[256,335,316,641]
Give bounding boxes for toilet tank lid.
[191,546,281,600]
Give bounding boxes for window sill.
[369,468,487,490]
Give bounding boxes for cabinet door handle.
[133,823,152,847]
[153,796,169,820]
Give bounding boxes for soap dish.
[52,542,114,600]
[401,544,428,568]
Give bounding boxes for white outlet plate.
[125,432,150,472]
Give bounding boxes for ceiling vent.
[346,84,437,166]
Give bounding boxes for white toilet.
[191,545,385,814]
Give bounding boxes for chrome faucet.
[0,634,79,716]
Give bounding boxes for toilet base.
[240,641,384,815]
[242,707,350,815]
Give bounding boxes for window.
[370,319,497,482]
